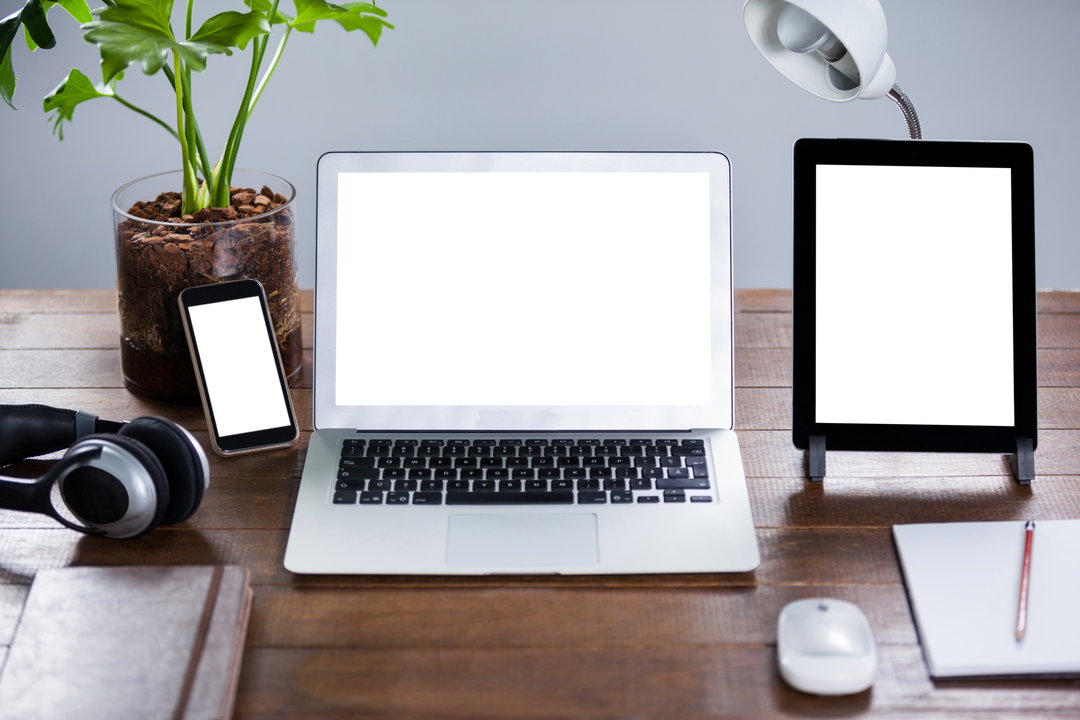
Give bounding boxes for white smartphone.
[178,279,299,456]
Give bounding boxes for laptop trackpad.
[446,514,599,568]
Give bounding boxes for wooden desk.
[2,289,1079,718]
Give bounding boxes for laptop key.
[578,491,607,504]
[610,491,634,504]
[360,491,383,504]
[637,495,661,504]
[333,490,357,504]
[663,490,686,503]
[656,478,710,490]
[445,491,573,505]
[386,492,410,504]
[412,491,443,505]
[690,495,713,503]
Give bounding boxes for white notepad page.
[893,520,1080,677]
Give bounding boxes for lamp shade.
[743,0,896,102]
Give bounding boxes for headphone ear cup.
[119,416,207,525]
[60,434,170,539]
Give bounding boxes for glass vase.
[113,169,302,405]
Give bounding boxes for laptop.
[283,151,761,575]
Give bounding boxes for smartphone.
[178,279,299,456]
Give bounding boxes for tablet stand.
[1013,438,1035,486]
[808,435,826,483]
[806,435,1036,485]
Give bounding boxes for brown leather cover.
[0,566,251,720]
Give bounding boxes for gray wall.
[2,0,1078,290]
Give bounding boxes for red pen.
[1016,520,1035,641]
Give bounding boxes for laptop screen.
[315,153,733,431]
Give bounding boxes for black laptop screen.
[334,171,712,408]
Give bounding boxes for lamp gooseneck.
[887,85,922,139]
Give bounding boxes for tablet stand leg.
[1012,438,1034,486]
[808,435,826,482]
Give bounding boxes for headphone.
[0,405,210,539]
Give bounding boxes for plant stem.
[213,33,265,207]
[178,66,213,197]
[248,24,292,119]
[173,51,198,214]
[185,0,194,40]
[111,95,179,141]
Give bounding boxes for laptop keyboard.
[332,438,713,506]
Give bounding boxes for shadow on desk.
[781,475,1044,529]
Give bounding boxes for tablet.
[792,139,1036,455]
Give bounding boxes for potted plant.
[1,0,392,404]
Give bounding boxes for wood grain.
[1,289,1078,718]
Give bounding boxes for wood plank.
[1039,314,1080,348]
[1038,290,1080,314]
[734,289,791,313]
[0,527,901,588]
[739,429,1080,478]
[1040,349,1080,386]
[0,349,313,389]
[736,388,1080,431]
[0,349,123,388]
[0,289,315,314]
[1039,387,1080,428]
[747,474,1080,528]
[735,313,791,349]
[735,349,792,388]
[0,289,117,314]
[245,584,916,649]
[0,387,315,433]
[0,314,118,350]
[0,311,311,351]
[735,388,791,430]
[232,645,1080,719]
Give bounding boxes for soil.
[116,185,302,405]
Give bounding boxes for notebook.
[283,151,761,574]
[894,521,1080,677]
[0,566,251,720]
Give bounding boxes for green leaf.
[243,0,294,27]
[43,66,114,139]
[290,0,350,34]
[44,1,93,24]
[83,0,176,82]
[189,11,269,53]
[336,3,393,46]
[0,44,15,109]
[344,2,387,18]
[1,9,21,60]
[23,1,90,51]
[20,0,55,49]
[84,1,269,83]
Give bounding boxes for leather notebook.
[0,565,252,720]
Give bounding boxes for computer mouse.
[777,598,878,695]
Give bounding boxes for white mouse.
[777,598,878,695]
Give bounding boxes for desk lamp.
[743,0,922,139]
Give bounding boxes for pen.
[1016,520,1035,641]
